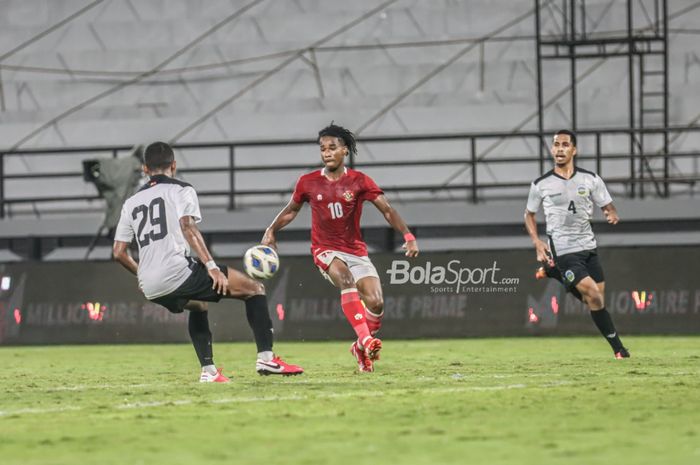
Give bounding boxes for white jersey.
[114,175,201,299]
[526,168,613,256]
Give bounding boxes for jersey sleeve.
[292,176,308,204]
[114,205,134,243]
[526,182,543,213]
[592,175,613,207]
[360,173,384,201]
[175,186,202,223]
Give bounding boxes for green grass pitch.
[1,336,699,465]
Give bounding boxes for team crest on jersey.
[342,190,355,202]
[565,270,576,282]
[576,185,589,197]
[317,194,323,201]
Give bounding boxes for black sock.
[188,311,214,366]
[590,308,624,352]
[245,295,274,353]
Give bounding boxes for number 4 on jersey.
[568,200,577,214]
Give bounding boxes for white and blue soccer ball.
[243,245,280,280]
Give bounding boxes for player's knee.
[588,292,604,309]
[236,275,265,298]
[185,301,208,312]
[580,286,603,308]
[249,280,265,297]
[364,294,383,313]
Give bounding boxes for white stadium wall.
[0,0,698,217]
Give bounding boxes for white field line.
[42,383,159,392]
[119,385,534,410]
[0,405,83,416]
[0,381,571,418]
[23,373,566,393]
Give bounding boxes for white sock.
[258,351,273,362]
[358,335,372,350]
[202,364,218,376]
[366,308,384,318]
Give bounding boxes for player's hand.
[534,240,553,266]
[604,210,619,225]
[402,240,419,258]
[261,230,278,251]
[209,268,228,295]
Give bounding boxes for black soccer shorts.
[150,259,229,313]
[553,249,605,290]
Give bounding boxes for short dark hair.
[144,142,174,170]
[554,129,577,147]
[318,122,357,156]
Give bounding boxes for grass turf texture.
[1,336,699,465]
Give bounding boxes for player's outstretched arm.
[112,241,138,275]
[371,195,419,257]
[524,210,551,264]
[179,216,228,295]
[601,203,619,224]
[261,199,302,250]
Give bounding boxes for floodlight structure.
[82,145,143,259]
[535,0,670,197]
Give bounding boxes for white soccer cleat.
[199,367,230,383]
[256,355,304,376]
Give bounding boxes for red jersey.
[292,167,383,256]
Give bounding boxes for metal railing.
[1,126,699,219]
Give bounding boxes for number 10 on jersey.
[327,202,344,219]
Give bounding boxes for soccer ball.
[243,245,280,280]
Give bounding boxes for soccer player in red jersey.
[262,123,419,372]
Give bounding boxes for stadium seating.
[0,0,699,256]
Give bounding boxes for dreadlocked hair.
[318,122,357,156]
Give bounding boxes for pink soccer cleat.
[350,341,374,372]
[199,367,230,383]
[256,355,304,376]
[363,336,382,361]
[535,266,547,280]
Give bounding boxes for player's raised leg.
[535,251,585,303]
[225,268,303,375]
[575,278,629,358]
[325,258,380,371]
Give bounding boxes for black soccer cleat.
[614,347,631,359]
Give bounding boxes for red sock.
[341,289,371,345]
[365,307,384,336]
